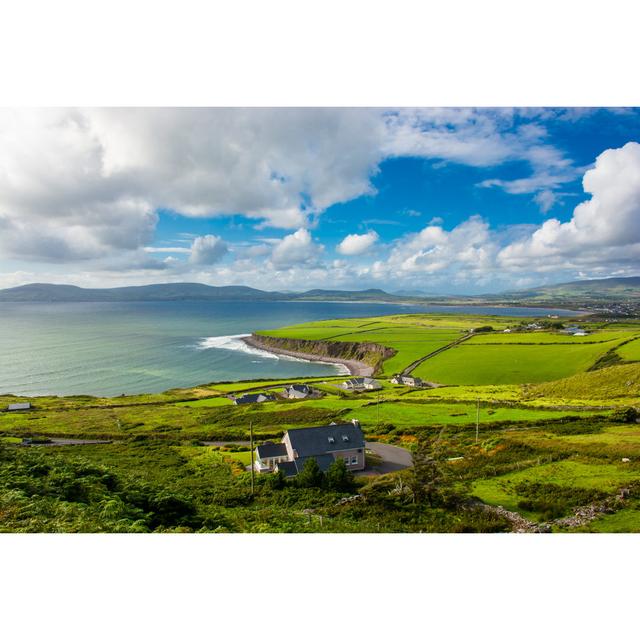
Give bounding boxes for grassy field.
[472,459,640,514]
[527,362,640,401]
[616,337,640,361]
[412,341,622,385]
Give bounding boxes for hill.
[0,282,284,302]
[1,275,640,309]
[526,362,640,401]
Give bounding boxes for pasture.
[412,341,623,385]
[616,337,640,362]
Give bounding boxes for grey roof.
[234,393,273,404]
[276,461,298,477]
[276,454,336,477]
[299,454,336,473]
[256,442,288,459]
[287,384,310,393]
[286,423,365,458]
[7,402,31,411]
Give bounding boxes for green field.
[412,341,621,385]
[528,362,640,401]
[472,459,640,513]
[616,337,640,361]
[467,330,636,344]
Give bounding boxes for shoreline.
[241,335,373,377]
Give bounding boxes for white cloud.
[337,230,379,256]
[270,228,324,268]
[499,142,640,270]
[0,107,577,267]
[383,216,496,277]
[189,235,228,265]
[533,190,557,213]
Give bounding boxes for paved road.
[361,442,413,475]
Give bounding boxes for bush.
[325,459,356,493]
[295,458,324,488]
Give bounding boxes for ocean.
[0,300,579,397]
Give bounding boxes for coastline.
[241,335,373,377]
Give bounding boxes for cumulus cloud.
[337,230,379,255]
[189,235,228,265]
[382,216,496,277]
[0,107,579,266]
[1,108,636,292]
[499,142,640,270]
[270,229,324,268]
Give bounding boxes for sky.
[0,107,639,294]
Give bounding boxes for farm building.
[283,384,313,399]
[6,402,32,411]
[254,420,366,476]
[233,393,274,405]
[341,377,381,391]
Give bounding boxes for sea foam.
[196,334,348,373]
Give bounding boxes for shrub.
[295,458,324,488]
[325,459,356,493]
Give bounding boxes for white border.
[2,0,640,637]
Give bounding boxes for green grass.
[412,341,620,385]
[527,362,640,401]
[616,337,640,362]
[576,507,640,532]
[468,330,637,344]
[473,459,640,513]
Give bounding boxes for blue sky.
[0,107,639,293]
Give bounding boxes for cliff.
[244,334,397,376]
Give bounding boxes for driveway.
[360,442,413,475]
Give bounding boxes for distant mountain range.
[0,277,639,309]
[0,283,412,304]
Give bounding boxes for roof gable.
[286,423,364,458]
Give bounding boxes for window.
[351,456,358,465]
[342,435,349,442]
[328,436,335,444]
[344,457,350,465]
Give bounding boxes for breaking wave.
[196,334,347,373]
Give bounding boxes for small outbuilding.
[7,402,32,412]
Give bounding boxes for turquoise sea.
[0,300,579,397]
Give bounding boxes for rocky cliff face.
[248,334,396,375]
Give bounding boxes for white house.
[391,375,423,387]
[341,377,381,391]
[283,384,313,399]
[254,420,366,476]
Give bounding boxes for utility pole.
[249,420,255,496]
[475,398,480,444]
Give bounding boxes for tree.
[325,458,355,492]
[267,467,287,490]
[295,458,324,488]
